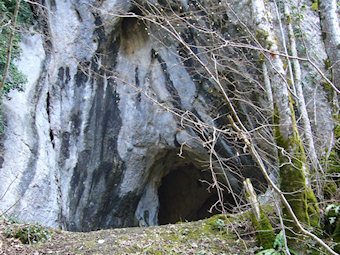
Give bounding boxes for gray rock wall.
[0,0,247,231]
[0,0,334,231]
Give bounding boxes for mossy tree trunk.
[251,0,320,236]
[273,105,320,231]
[284,4,322,175]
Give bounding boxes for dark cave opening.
[120,7,148,55]
[157,162,236,225]
[136,149,266,227]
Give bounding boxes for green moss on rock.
[256,29,270,48]
[251,209,275,249]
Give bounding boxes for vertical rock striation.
[0,0,334,232]
[0,0,257,231]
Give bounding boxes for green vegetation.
[251,208,275,249]
[0,0,34,95]
[0,0,34,134]
[256,230,297,255]
[311,0,319,12]
[1,214,50,244]
[332,219,340,253]
[325,203,340,253]
[273,103,320,233]
[0,213,259,254]
[328,119,340,178]
[5,222,50,244]
[29,213,259,254]
[323,117,339,252]
[0,214,20,224]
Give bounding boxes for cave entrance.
[135,150,250,227]
[157,162,220,224]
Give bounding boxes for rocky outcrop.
[0,0,334,232]
[0,0,260,231]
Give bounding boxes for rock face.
[0,0,252,231]
[0,0,334,231]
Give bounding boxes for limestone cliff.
[0,0,335,232]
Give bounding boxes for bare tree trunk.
[284,5,323,175]
[319,0,340,116]
[262,62,273,110]
[244,178,275,249]
[251,0,320,236]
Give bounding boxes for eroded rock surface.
[0,0,333,232]
[0,0,252,231]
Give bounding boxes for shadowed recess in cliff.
[120,8,148,55]
[157,163,223,225]
[133,149,255,227]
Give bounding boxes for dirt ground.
[1,214,258,254]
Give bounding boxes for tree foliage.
[0,0,33,95]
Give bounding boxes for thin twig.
[228,115,337,255]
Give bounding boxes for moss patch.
[333,218,340,253]
[250,208,275,249]
[273,102,320,233]
[328,119,340,181]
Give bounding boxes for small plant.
[212,218,225,231]
[211,218,228,232]
[256,230,297,255]
[324,202,340,253]
[0,213,20,224]
[325,203,340,225]
[206,215,229,235]
[5,222,50,244]
[311,0,319,11]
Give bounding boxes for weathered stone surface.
[0,0,334,232]
[0,0,248,231]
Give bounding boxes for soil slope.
[1,214,257,254]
